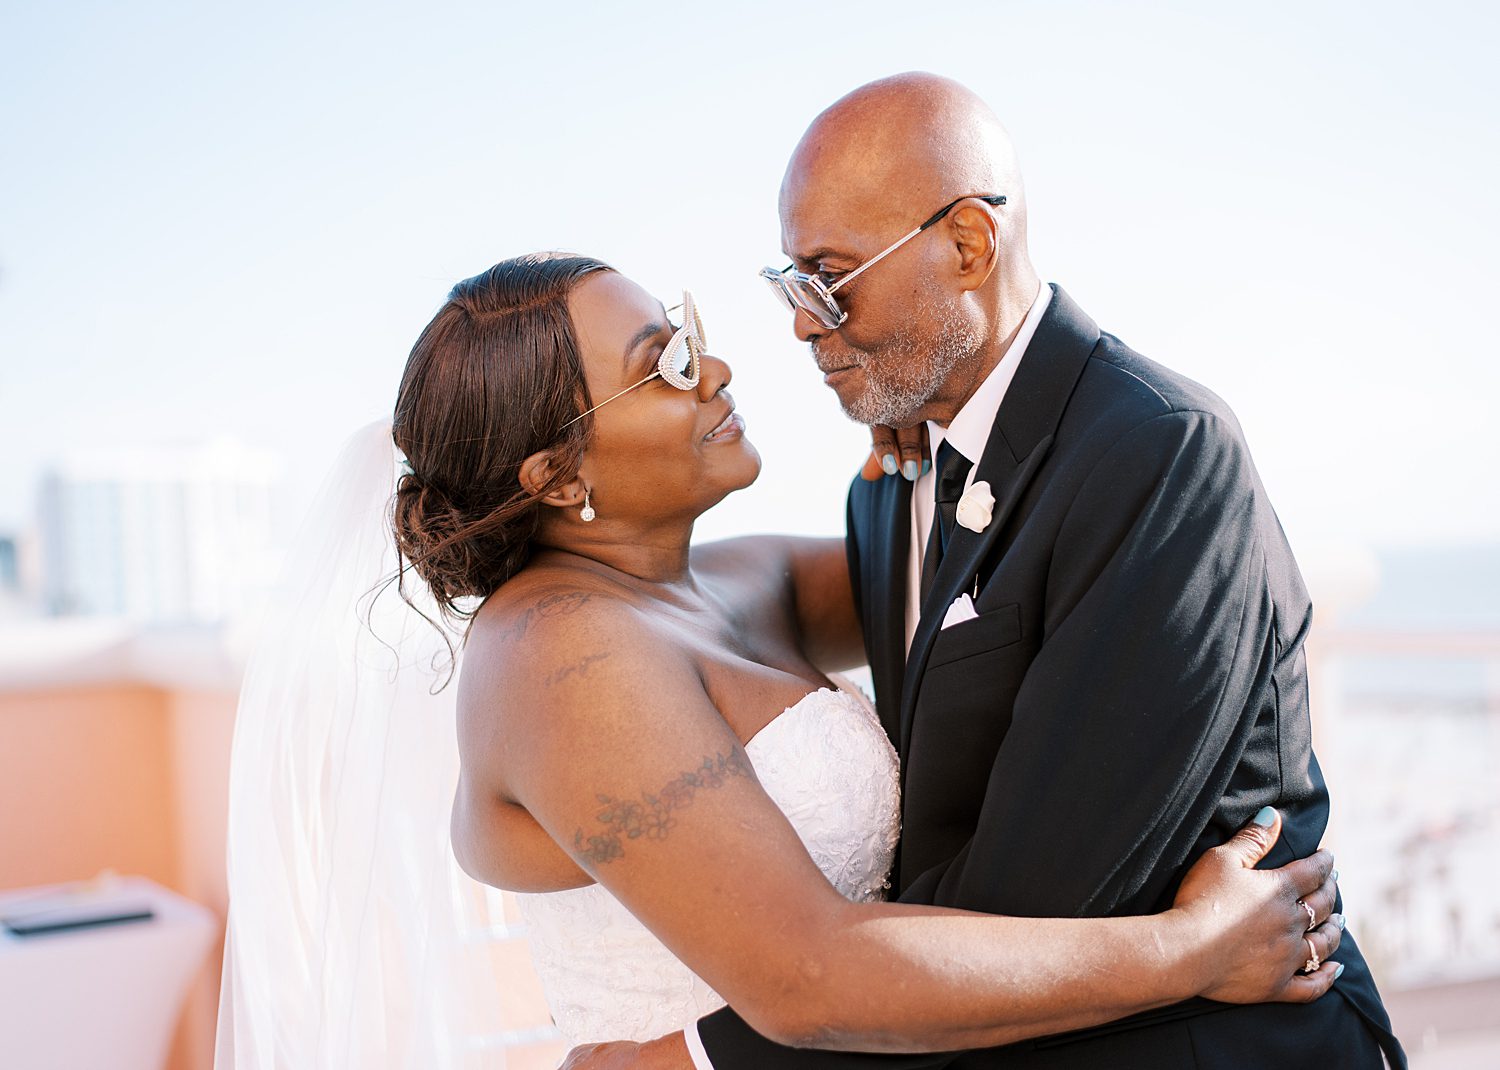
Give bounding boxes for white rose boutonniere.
[955,480,996,533]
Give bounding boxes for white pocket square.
[941,593,979,630]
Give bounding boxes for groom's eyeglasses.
[759,193,1007,330]
[564,291,706,427]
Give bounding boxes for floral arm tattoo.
[573,750,753,866]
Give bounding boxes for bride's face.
[567,272,761,522]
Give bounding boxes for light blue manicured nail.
[1333,913,1345,930]
[1331,869,1339,883]
[1332,962,1345,980]
[922,458,932,475]
[1252,806,1276,828]
[880,453,899,476]
[902,459,919,481]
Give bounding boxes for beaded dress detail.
[514,684,901,1044]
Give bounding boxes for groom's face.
[777,182,980,429]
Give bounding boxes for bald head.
[775,74,1040,429]
[781,72,1026,247]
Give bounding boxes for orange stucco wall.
[0,682,237,1070]
[0,684,181,889]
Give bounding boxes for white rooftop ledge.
[0,618,247,694]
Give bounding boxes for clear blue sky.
[3,0,1497,553]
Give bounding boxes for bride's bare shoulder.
[468,568,637,664]
[459,566,678,723]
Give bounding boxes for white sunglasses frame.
[563,291,706,428]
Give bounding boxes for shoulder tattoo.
[543,650,611,688]
[501,589,595,642]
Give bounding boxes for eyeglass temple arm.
[562,370,661,428]
[827,227,921,295]
[918,193,1006,230]
[828,194,1006,295]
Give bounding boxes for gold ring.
[1303,937,1321,974]
[1300,899,1317,931]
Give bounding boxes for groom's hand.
[862,423,930,481]
[558,1031,692,1070]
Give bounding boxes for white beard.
[818,299,983,427]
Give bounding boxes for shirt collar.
[928,281,1051,465]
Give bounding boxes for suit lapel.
[897,439,1051,755]
[861,473,911,746]
[897,285,1101,759]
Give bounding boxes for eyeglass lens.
[762,272,840,329]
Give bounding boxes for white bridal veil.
[215,420,510,1068]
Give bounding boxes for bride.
[217,253,1343,1069]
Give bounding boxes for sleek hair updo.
[391,253,612,623]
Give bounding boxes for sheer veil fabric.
[215,420,509,1068]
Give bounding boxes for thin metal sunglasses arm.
[827,193,1005,296]
[562,370,662,428]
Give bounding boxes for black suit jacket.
[697,287,1406,1068]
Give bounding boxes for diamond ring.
[1300,899,1317,932]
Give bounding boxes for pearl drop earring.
[580,489,596,523]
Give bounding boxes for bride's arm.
[452,536,856,894]
[462,593,1342,1054]
[451,777,593,892]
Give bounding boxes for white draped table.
[0,875,216,1070]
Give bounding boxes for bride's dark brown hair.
[390,253,611,628]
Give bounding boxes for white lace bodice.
[514,684,901,1045]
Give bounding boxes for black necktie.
[920,439,973,603]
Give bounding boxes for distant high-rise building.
[36,439,282,624]
[0,535,17,593]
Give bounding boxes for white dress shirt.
[905,281,1050,652]
[684,282,1051,1070]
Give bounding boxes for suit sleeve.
[697,1009,961,1070]
[696,410,1277,1068]
[904,408,1277,917]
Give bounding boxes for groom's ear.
[518,450,587,509]
[947,201,1000,292]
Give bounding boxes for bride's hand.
[861,423,929,481]
[1171,806,1345,1004]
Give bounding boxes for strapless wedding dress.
[514,684,902,1045]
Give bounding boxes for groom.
[589,75,1406,1068]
